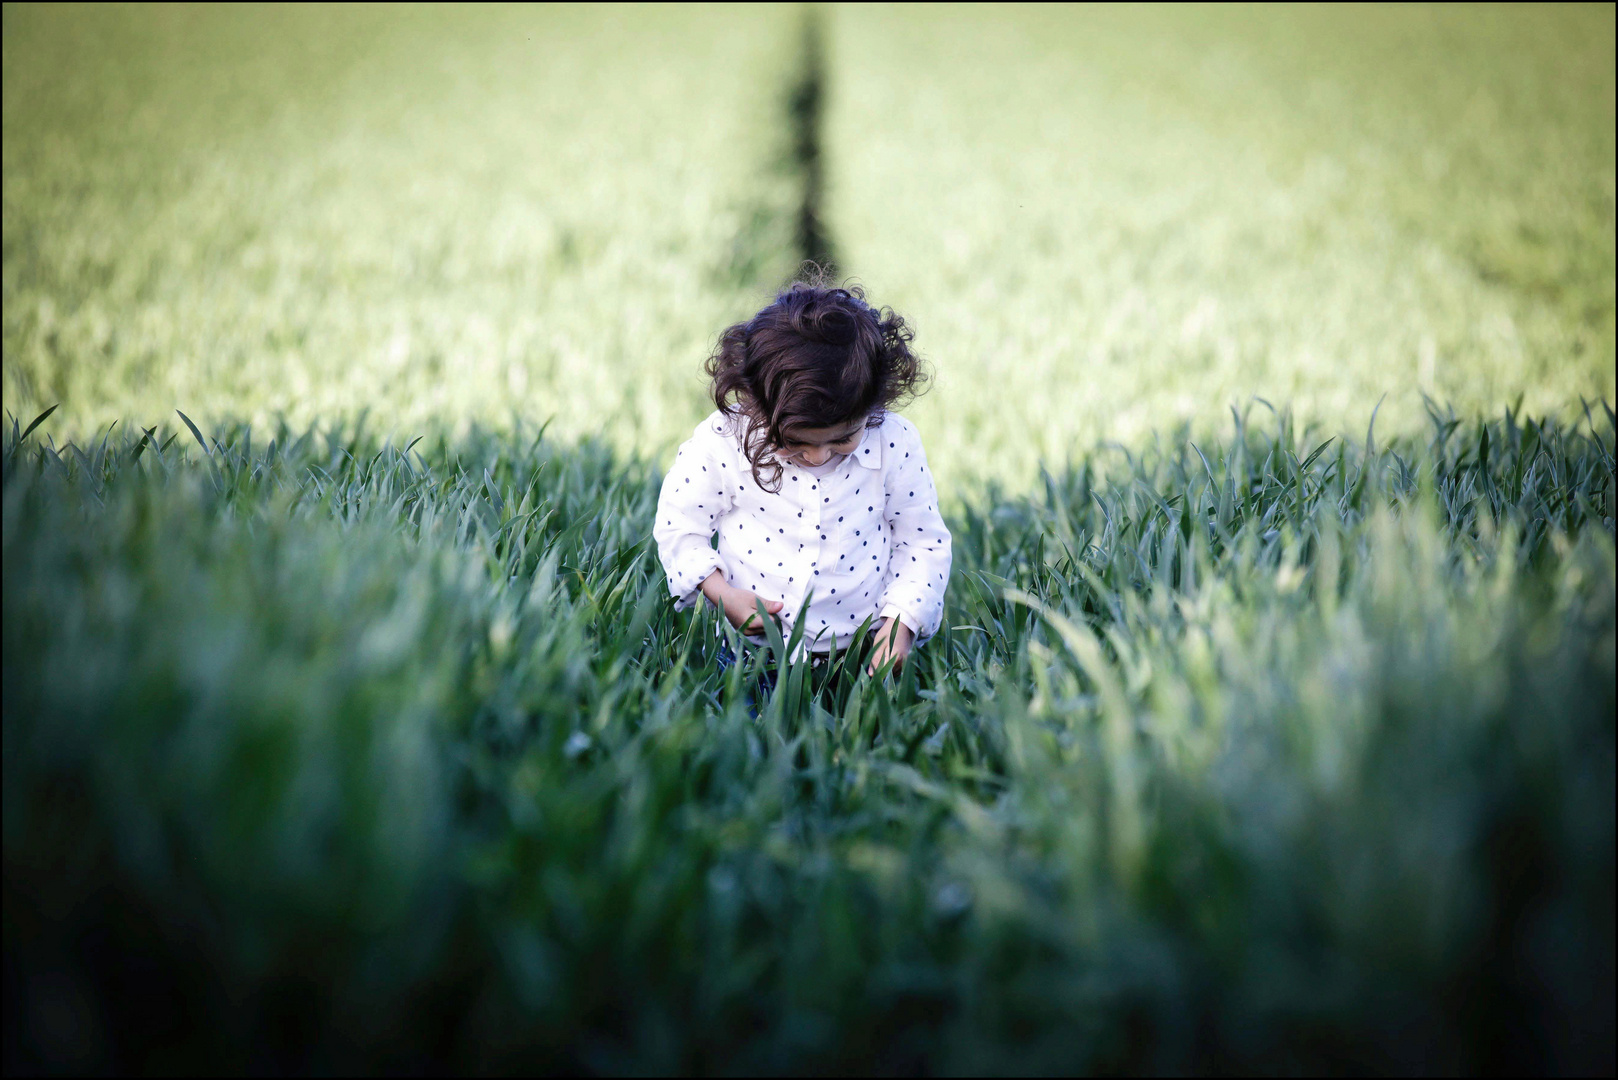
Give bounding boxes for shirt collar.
[851,420,883,471]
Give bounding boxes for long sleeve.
[877,417,952,645]
[653,421,736,610]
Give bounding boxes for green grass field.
[3,4,800,449]
[4,3,1614,1074]
[829,4,1615,487]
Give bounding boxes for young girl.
[654,282,951,675]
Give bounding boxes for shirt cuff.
[877,604,922,638]
[671,556,726,611]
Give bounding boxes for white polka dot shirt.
[654,410,953,655]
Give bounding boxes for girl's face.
[779,416,866,467]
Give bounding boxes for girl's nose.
[804,448,829,465]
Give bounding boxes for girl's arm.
[878,418,953,646]
[653,422,737,610]
[699,569,782,634]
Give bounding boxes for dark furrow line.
[788,12,837,275]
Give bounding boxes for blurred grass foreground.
[4,3,1615,1075]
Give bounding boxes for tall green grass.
[6,402,1611,1072]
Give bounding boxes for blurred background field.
[5,3,1613,488]
[4,2,1615,1075]
[3,4,800,453]
[829,4,1615,484]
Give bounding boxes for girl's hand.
[867,617,914,676]
[700,570,782,634]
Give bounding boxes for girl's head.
[707,281,926,491]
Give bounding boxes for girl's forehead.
[782,417,868,444]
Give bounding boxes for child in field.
[654,282,951,676]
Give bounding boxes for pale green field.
[6,5,1612,493]
[3,4,797,450]
[828,4,1616,486]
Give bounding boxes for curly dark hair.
[706,279,927,492]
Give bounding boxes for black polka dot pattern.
[651,410,952,657]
